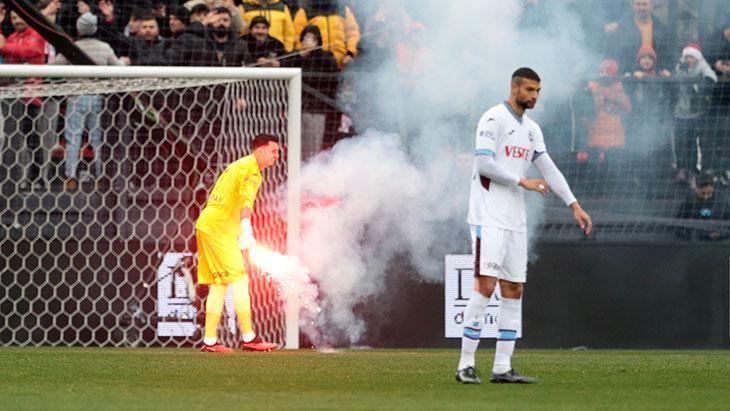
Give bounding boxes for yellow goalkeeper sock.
[232,277,254,338]
[204,284,227,345]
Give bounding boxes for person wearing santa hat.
[673,43,718,182]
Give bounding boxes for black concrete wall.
[362,244,730,349]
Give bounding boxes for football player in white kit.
[455,68,592,384]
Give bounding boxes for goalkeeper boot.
[241,336,278,352]
[489,369,537,384]
[200,343,234,353]
[455,366,482,384]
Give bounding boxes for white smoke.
[293,0,600,346]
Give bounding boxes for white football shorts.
[470,225,527,283]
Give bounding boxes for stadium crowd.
[0,0,729,238]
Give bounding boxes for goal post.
[0,65,301,349]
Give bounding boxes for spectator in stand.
[626,45,672,111]
[0,10,49,191]
[238,0,295,52]
[624,45,673,186]
[579,59,633,163]
[708,19,730,181]
[188,3,211,22]
[364,0,412,43]
[603,0,672,75]
[293,0,360,69]
[207,7,252,66]
[166,5,217,66]
[576,59,633,192]
[184,0,244,34]
[675,171,730,241]
[109,7,150,62]
[710,20,730,79]
[395,22,433,87]
[36,0,64,190]
[395,21,434,142]
[128,14,168,65]
[38,0,61,61]
[242,15,285,67]
[673,43,718,181]
[358,0,413,48]
[123,6,146,38]
[168,5,188,37]
[149,0,173,38]
[52,12,123,191]
[629,45,659,79]
[283,25,339,160]
[79,1,133,59]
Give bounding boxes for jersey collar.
[502,101,524,124]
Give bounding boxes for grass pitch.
[1,348,729,410]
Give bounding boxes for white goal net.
[0,65,301,348]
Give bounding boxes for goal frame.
[0,64,302,349]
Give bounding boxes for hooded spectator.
[293,0,360,68]
[632,45,658,78]
[169,6,190,36]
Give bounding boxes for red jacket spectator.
[0,15,48,106]
[1,27,47,65]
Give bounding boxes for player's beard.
[213,26,232,39]
[516,97,536,111]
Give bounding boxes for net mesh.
[534,75,730,243]
[0,75,292,347]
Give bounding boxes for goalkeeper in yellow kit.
[196,134,280,353]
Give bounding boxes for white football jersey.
[467,102,546,232]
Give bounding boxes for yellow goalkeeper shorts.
[196,230,247,285]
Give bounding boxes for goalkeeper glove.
[238,218,256,250]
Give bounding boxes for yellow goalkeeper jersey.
[196,154,262,238]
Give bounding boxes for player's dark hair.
[252,134,279,150]
[512,67,541,83]
[138,13,158,23]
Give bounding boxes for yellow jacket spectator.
[293,1,360,68]
[238,0,295,52]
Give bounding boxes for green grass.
[1,348,729,410]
